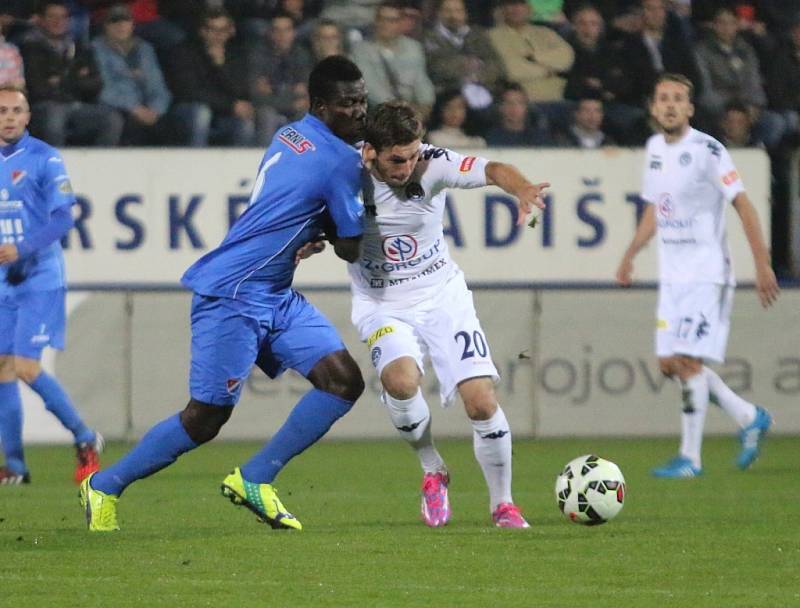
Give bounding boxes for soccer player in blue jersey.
[80,56,368,531]
[0,85,104,486]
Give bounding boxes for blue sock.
[29,372,94,445]
[0,381,26,474]
[91,413,197,496]
[241,388,353,484]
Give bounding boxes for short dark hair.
[500,81,527,100]
[725,100,749,115]
[654,72,695,101]
[365,101,425,152]
[308,55,363,106]
[37,1,67,16]
[201,7,231,26]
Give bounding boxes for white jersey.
[642,128,745,285]
[349,144,489,304]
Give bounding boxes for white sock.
[678,373,710,469]
[471,406,513,511]
[384,389,445,474]
[703,366,756,428]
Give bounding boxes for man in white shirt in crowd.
[348,100,547,527]
[616,73,779,478]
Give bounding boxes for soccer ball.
[554,454,626,525]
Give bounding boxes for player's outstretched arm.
[615,203,656,286]
[484,161,549,226]
[732,192,779,308]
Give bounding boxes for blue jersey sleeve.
[40,152,77,213]
[324,156,364,239]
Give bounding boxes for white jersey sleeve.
[421,145,489,192]
[707,142,745,204]
[641,135,661,204]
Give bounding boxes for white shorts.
[351,271,499,407]
[656,282,734,363]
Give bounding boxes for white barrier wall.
[21,288,799,443]
[59,148,771,287]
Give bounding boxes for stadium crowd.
[0,0,795,273]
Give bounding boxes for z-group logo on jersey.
[382,234,418,261]
[277,127,316,154]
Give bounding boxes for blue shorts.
[189,290,346,406]
[0,289,66,359]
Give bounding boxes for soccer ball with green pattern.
[554,455,626,525]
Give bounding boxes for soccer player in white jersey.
[616,73,780,478]
[351,101,547,527]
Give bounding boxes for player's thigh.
[189,294,261,406]
[356,309,425,384]
[656,283,731,363]
[2,289,66,360]
[420,278,498,406]
[257,290,347,380]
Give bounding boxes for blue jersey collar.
[1,130,29,158]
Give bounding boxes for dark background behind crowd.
[0,0,797,276]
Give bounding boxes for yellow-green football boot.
[221,467,302,530]
[79,473,120,532]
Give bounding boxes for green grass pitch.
[2,437,798,607]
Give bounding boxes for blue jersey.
[0,131,74,296]
[182,114,364,304]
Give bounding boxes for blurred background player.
[0,85,103,485]
[351,101,547,527]
[79,56,367,531]
[616,73,779,478]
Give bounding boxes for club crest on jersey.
[226,378,242,394]
[679,152,692,166]
[657,193,674,218]
[405,182,425,201]
[382,234,418,261]
[649,156,662,170]
[11,170,26,185]
[278,126,316,154]
[459,156,477,173]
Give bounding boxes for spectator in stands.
[639,0,700,88]
[248,12,312,144]
[92,4,173,145]
[764,14,800,144]
[310,19,345,62]
[563,4,652,139]
[278,0,319,43]
[554,92,615,148]
[351,1,435,119]
[0,28,24,87]
[0,2,33,45]
[488,0,574,105]
[21,1,122,146]
[320,0,383,43]
[423,0,504,113]
[82,1,189,56]
[695,6,787,150]
[485,82,552,147]
[427,89,487,149]
[166,8,254,147]
[719,100,761,148]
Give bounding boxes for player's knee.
[180,399,233,444]
[381,373,420,401]
[658,358,675,378]
[464,393,497,421]
[13,359,41,385]
[0,356,16,382]
[309,350,365,402]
